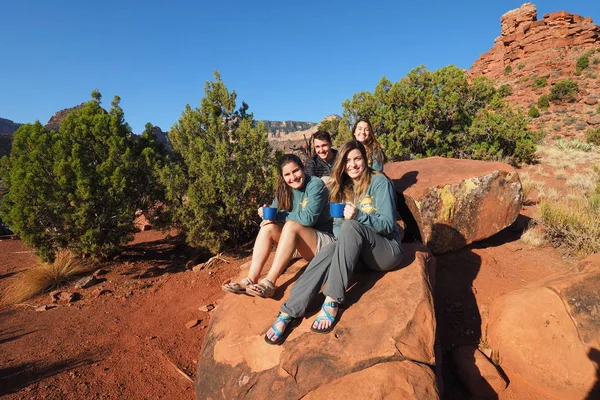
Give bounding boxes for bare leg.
[265,220,318,284]
[247,222,283,283]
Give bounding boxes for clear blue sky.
[1,1,599,133]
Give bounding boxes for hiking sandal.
[310,301,340,334]
[264,312,298,345]
[221,277,254,294]
[246,278,276,298]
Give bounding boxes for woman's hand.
[257,204,268,219]
[344,202,357,220]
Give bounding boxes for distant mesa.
[0,117,22,134]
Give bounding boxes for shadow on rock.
[586,348,600,400]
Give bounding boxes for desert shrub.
[338,66,536,164]
[498,84,513,97]
[504,65,512,76]
[575,122,587,131]
[540,196,600,257]
[162,72,276,253]
[587,127,600,145]
[549,79,580,103]
[528,105,540,118]
[0,92,161,261]
[554,139,594,152]
[533,76,548,89]
[575,55,589,75]
[538,95,550,110]
[3,250,90,303]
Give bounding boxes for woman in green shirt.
[222,154,333,298]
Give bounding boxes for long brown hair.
[329,141,376,203]
[275,154,304,211]
[352,118,388,166]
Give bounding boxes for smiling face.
[345,149,366,181]
[313,138,333,162]
[353,121,371,143]
[281,161,305,190]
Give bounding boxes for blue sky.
[1,1,599,133]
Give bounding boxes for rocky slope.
[469,2,600,140]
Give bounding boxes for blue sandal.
[264,312,297,345]
[310,301,340,334]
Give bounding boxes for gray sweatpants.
[281,220,403,318]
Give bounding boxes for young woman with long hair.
[264,140,403,345]
[222,154,333,298]
[352,118,387,172]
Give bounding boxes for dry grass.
[520,224,546,247]
[518,172,546,201]
[554,169,568,180]
[540,196,600,257]
[536,144,600,170]
[567,173,597,191]
[3,250,92,304]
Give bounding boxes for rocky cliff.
[469,3,600,139]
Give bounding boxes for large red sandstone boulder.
[487,253,600,399]
[384,157,522,254]
[195,243,439,399]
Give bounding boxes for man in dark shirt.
[304,130,337,183]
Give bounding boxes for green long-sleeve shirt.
[270,175,332,234]
[333,173,401,242]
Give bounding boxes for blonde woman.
[265,141,403,345]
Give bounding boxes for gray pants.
[281,220,403,317]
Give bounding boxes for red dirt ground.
[0,161,583,399]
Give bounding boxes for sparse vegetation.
[575,49,595,75]
[549,79,579,103]
[540,196,600,257]
[504,65,512,76]
[533,76,548,89]
[3,250,90,304]
[587,127,600,145]
[554,139,595,152]
[498,84,513,97]
[528,105,540,118]
[538,95,550,110]
[521,224,546,247]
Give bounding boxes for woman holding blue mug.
[265,141,403,344]
[222,154,334,298]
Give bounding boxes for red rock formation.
[469,3,600,140]
[471,3,599,80]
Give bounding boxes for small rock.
[186,319,201,329]
[49,290,62,303]
[198,304,215,313]
[208,271,214,276]
[59,291,79,303]
[75,275,98,289]
[92,288,111,298]
[35,304,56,312]
[192,263,206,272]
[93,269,107,279]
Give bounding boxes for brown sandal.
[246,278,276,298]
[221,277,254,294]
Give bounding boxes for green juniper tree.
[0,92,159,260]
[163,72,276,252]
[327,65,536,164]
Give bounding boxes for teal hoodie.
[332,173,401,242]
[270,175,332,234]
